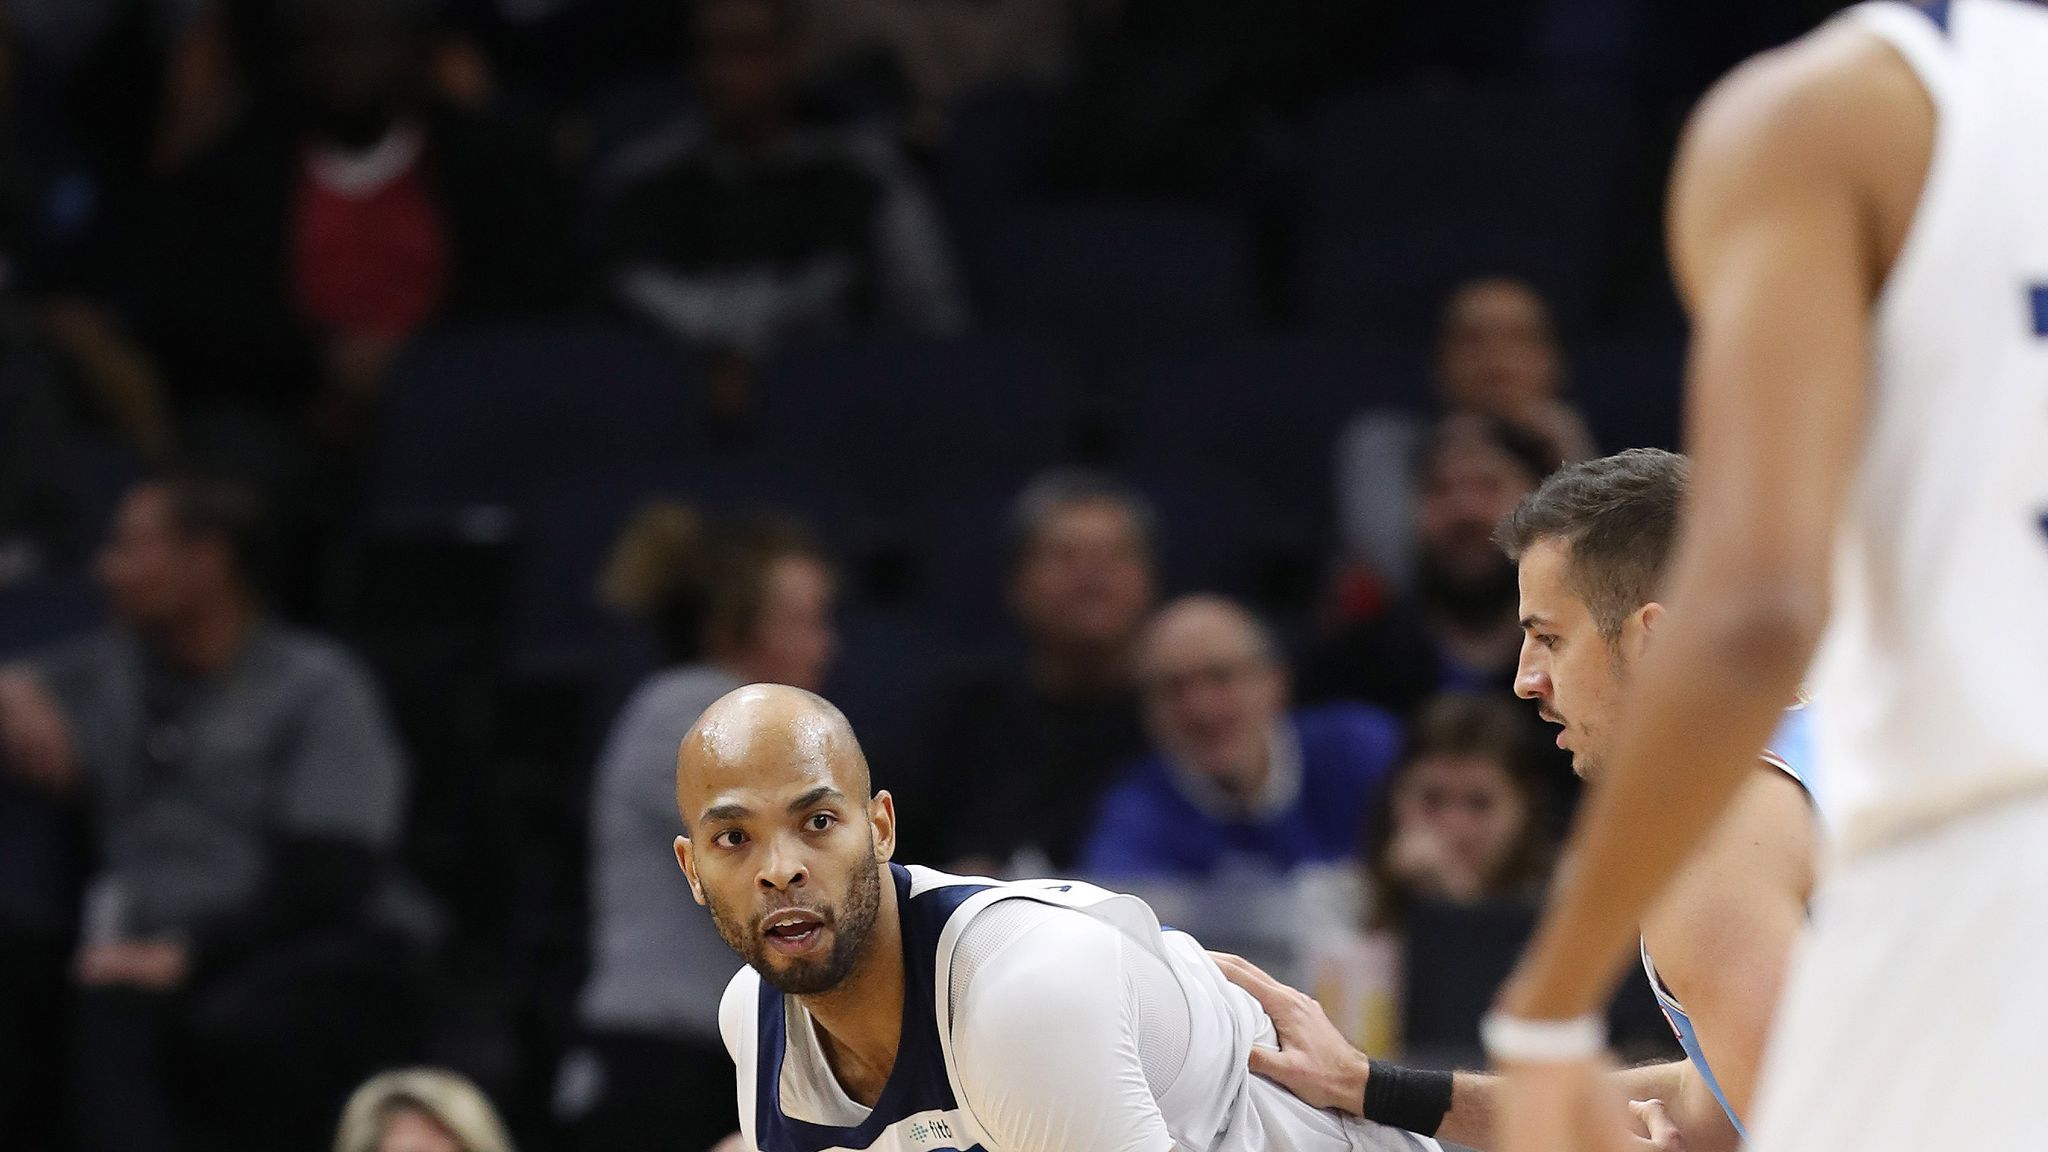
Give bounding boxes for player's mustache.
[754,900,832,929]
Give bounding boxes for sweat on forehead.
[675,685,872,817]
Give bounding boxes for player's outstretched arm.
[1210,952,1689,1152]
[1492,14,1921,1035]
[1488,20,1930,1152]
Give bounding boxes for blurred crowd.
[0,0,1850,1149]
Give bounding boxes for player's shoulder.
[1736,757,1819,849]
[948,894,1121,988]
[1641,757,1816,967]
[1683,8,1932,179]
[1666,758,1817,924]
[1760,703,1820,795]
[719,964,761,1059]
[946,899,1126,1049]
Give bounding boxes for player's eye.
[713,829,747,849]
[806,812,836,833]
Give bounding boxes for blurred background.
[0,0,1854,1149]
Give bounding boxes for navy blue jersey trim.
[751,865,994,1152]
[1919,0,1952,32]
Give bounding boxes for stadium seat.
[64,435,147,555]
[1111,335,1430,524]
[941,86,1059,217]
[505,480,661,682]
[0,576,101,658]
[373,322,698,511]
[1570,328,1686,451]
[823,606,943,777]
[1298,82,1634,335]
[970,201,1260,340]
[752,335,1078,509]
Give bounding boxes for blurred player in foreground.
[674,683,1438,1152]
[1212,450,1815,1152]
[1484,2,2048,1150]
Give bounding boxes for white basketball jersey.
[720,865,1434,1152]
[1811,0,2048,855]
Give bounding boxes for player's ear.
[1629,601,1665,659]
[868,791,897,863]
[676,835,708,905]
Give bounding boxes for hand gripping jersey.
[720,864,1437,1152]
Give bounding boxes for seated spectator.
[1304,413,1555,713]
[1291,692,1551,1061]
[564,503,834,1152]
[1305,414,1582,820]
[1078,595,1403,879]
[1335,276,1594,595]
[335,1066,515,1152]
[1361,693,1552,931]
[135,0,572,457]
[1300,692,1669,1065]
[801,0,1084,147]
[908,469,1155,873]
[0,476,420,1152]
[1043,0,1391,194]
[593,0,966,419]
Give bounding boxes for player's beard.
[707,858,884,996]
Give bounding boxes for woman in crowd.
[1364,691,1553,929]
[562,502,835,1152]
[334,1067,514,1152]
[1297,691,1555,1059]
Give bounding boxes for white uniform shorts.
[1748,792,2048,1151]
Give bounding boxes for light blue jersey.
[1640,703,1819,1138]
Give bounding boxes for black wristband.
[1362,1060,1454,1137]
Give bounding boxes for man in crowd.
[1080,594,1403,879]
[595,0,965,420]
[138,0,571,454]
[0,476,420,1152]
[1335,277,1593,592]
[911,470,1156,873]
[1305,415,1575,823]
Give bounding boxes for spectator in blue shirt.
[1078,595,1403,879]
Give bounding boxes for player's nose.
[755,836,807,891]
[1513,649,1547,701]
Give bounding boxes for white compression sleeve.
[948,900,1181,1152]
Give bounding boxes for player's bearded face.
[704,843,884,996]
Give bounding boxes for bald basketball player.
[673,683,1439,1152]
